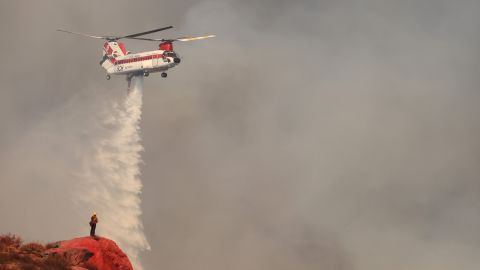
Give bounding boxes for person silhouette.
[89,212,98,237]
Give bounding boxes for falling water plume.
[77,75,150,270]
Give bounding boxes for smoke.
[75,75,150,270]
[2,1,480,270]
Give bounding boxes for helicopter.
[57,26,215,88]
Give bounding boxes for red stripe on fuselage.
[115,54,163,65]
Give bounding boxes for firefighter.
[89,212,98,237]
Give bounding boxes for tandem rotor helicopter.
[57,26,215,88]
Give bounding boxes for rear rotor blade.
[121,26,173,39]
[123,37,167,41]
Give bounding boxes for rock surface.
[48,236,134,270]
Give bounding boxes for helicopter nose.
[174,57,181,64]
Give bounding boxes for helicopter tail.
[103,41,129,58]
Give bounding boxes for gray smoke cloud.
[1,0,480,269]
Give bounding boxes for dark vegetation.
[0,234,70,270]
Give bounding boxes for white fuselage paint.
[101,41,179,77]
[102,50,179,75]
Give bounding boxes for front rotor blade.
[176,35,216,41]
[57,29,106,39]
[124,35,216,42]
[121,26,173,39]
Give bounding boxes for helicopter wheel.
[161,72,168,78]
[106,75,111,80]
[144,72,149,77]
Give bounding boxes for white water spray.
[77,75,150,270]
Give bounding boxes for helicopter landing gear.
[161,72,168,78]
[144,72,149,77]
[106,74,111,80]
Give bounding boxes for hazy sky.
[1,0,480,269]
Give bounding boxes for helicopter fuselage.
[101,49,180,76]
[57,27,214,83]
[100,41,181,80]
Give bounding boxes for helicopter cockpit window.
[164,51,176,58]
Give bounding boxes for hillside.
[0,234,133,270]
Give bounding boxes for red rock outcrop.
[48,236,133,270]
